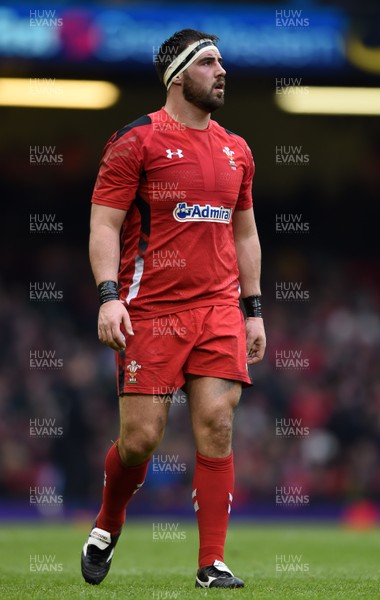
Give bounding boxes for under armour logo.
[166,148,184,159]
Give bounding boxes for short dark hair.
[154,28,219,85]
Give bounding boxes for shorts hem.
[119,388,170,396]
[119,381,186,396]
[184,367,252,387]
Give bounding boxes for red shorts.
[116,305,252,395]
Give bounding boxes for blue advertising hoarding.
[0,4,347,72]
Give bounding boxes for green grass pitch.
[0,521,379,599]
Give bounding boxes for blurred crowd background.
[0,0,379,520]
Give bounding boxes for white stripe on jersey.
[126,253,145,304]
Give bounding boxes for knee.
[192,386,241,456]
[119,421,165,463]
[199,391,241,444]
[204,413,233,439]
[202,389,240,436]
[195,412,234,457]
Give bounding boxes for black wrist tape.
[242,295,262,318]
[98,280,119,305]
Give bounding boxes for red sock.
[192,451,234,568]
[96,441,150,534]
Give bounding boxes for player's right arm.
[89,203,133,351]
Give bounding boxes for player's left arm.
[232,208,266,365]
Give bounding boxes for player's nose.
[216,63,226,77]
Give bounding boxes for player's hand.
[245,317,266,365]
[98,300,134,351]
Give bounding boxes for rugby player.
[81,28,266,589]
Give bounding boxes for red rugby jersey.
[92,108,254,319]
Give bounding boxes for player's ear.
[172,74,182,86]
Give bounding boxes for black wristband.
[242,295,262,318]
[98,280,119,305]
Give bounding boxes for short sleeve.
[91,131,143,211]
[235,140,255,211]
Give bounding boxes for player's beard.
[182,72,225,113]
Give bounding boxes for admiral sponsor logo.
[152,522,186,541]
[173,202,231,223]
